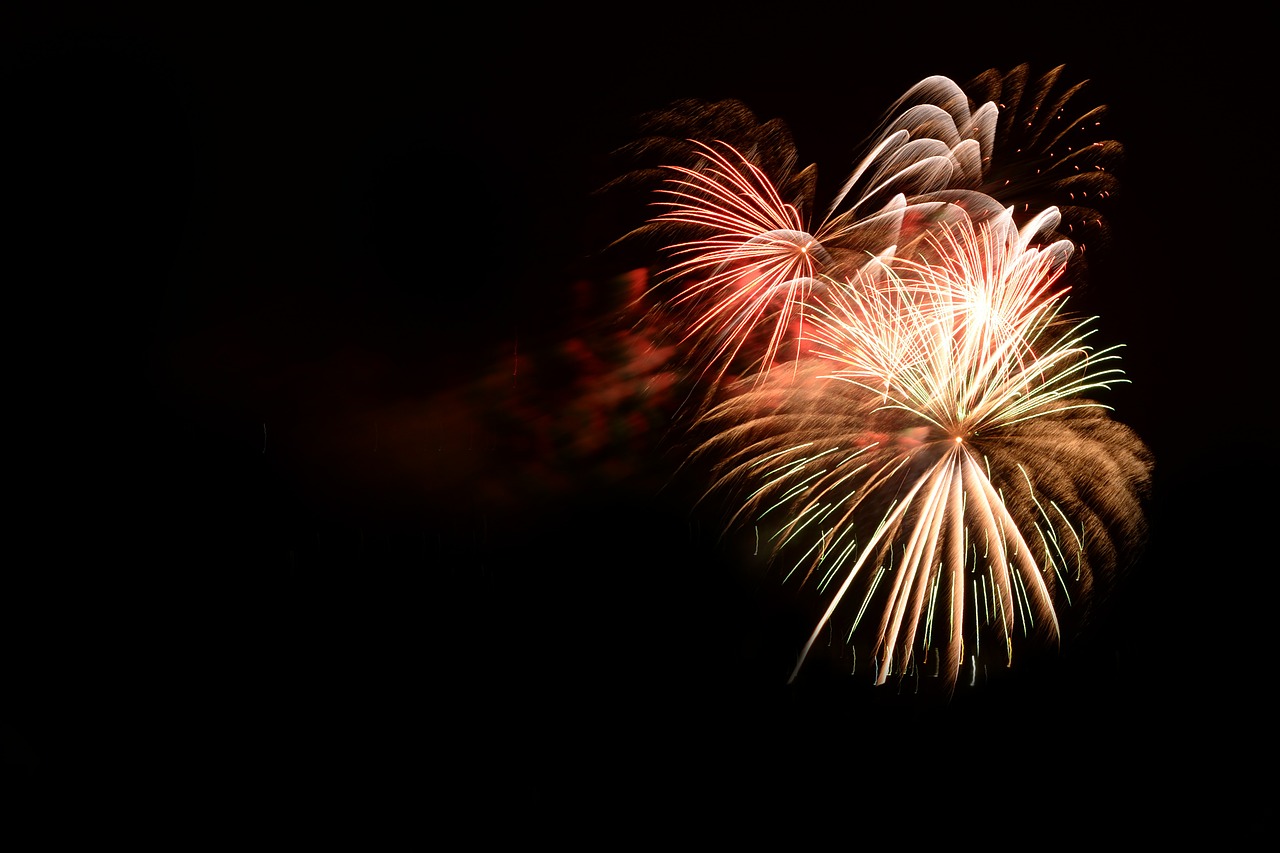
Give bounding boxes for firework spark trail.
[600,66,1150,690]
[652,141,829,384]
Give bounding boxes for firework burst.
[688,209,1151,690]
[600,64,1122,405]
[602,66,1151,691]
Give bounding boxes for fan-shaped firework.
[601,65,1151,690]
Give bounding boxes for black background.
[2,3,1268,821]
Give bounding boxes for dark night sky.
[2,3,1268,819]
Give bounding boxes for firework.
[602,65,1117,409]
[688,209,1151,689]
[606,66,1151,690]
[963,63,1122,259]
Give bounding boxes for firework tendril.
[606,65,1152,692]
